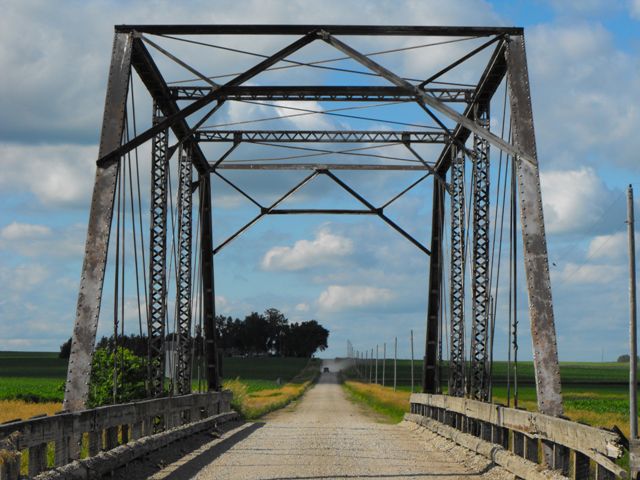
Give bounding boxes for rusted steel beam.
[97,32,318,167]
[63,32,133,413]
[506,34,563,418]
[130,38,210,174]
[433,40,507,174]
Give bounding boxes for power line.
[159,34,480,86]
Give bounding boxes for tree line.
[60,308,329,359]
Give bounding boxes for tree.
[264,308,288,355]
[284,320,329,357]
[59,337,72,359]
[88,347,146,407]
[617,354,639,363]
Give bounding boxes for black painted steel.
[147,103,169,397]
[115,24,523,36]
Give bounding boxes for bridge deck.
[151,361,511,480]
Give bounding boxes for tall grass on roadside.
[0,400,62,424]
[223,359,320,419]
[342,381,410,423]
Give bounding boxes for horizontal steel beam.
[116,25,523,36]
[213,163,433,171]
[197,130,447,143]
[268,208,374,215]
[170,86,474,103]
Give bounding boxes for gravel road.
[185,359,511,480]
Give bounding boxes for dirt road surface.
[166,359,509,480]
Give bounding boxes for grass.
[345,361,639,438]
[223,359,320,419]
[363,359,635,388]
[343,381,409,423]
[0,400,63,424]
[0,352,321,423]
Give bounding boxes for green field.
[359,358,634,388]
[0,352,314,402]
[350,358,638,435]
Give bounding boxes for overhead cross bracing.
[62,24,562,437]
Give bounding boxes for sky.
[0,0,639,362]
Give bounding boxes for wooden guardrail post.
[0,453,20,480]
[512,431,525,457]
[572,451,590,480]
[596,464,616,480]
[54,435,70,466]
[524,436,539,464]
[552,442,570,476]
[88,430,101,456]
[105,426,118,450]
[28,443,47,476]
[132,421,143,440]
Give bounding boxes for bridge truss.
[62,24,562,420]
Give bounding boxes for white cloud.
[0,264,50,292]
[528,23,640,169]
[630,0,640,18]
[261,228,353,271]
[317,285,394,311]
[0,142,97,206]
[540,167,616,234]
[0,222,84,258]
[0,222,51,240]
[587,231,636,260]
[295,302,310,312]
[554,262,625,285]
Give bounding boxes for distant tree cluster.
[59,308,329,359]
[617,354,640,363]
[217,308,329,357]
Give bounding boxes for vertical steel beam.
[506,34,563,416]
[423,180,445,393]
[449,147,466,397]
[469,105,491,401]
[200,172,220,390]
[176,146,193,395]
[63,32,132,412]
[147,103,169,397]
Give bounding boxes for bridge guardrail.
[408,393,625,480]
[0,390,232,479]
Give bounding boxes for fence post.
[410,329,415,393]
[375,344,379,384]
[394,336,397,391]
[370,348,373,383]
[383,342,386,386]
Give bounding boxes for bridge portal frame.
[63,24,562,420]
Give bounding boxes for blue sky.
[0,0,639,362]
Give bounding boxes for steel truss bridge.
[0,24,632,480]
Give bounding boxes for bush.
[88,347,146,407]
[59,338,72,359]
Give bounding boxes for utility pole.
[410,330,415,393]
[383,342,386,386]
[375,344,378,384]
[370,348,373,383]
[628,184,638,440]
[394,336,398,391]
